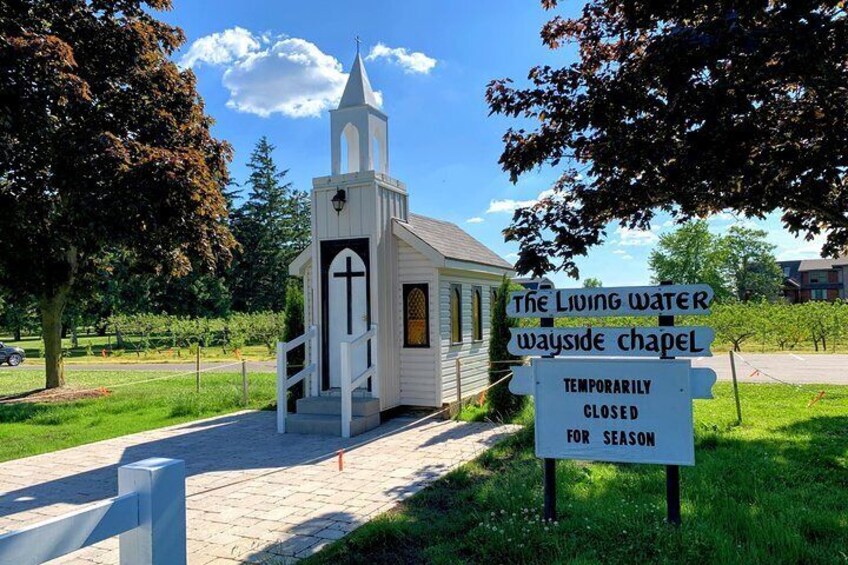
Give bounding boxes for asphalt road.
[6,353,848,385]
[693,353,848,386]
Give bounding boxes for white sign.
[507,284,713,318]
[522,358,698,466]
[508,326,714,358]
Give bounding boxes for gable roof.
[397,214,513,270]
[780,256,848,272]
[799,258,844,271]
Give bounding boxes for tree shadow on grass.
[305,416,848,565]
[0,402,52,423]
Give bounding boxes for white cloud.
[222,38,352,118]
[612,249,634,260]
[485,189,559,214]
[466,217,484,224]
[486,198,537,214]
[616,226,659,247]
[504,252,520,261]
[775,233,828,260]
[179,29,388,118]
[366,43,437,74]
[179,27,260,68]
[709,211,737,223]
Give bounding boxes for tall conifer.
[231,137,310,312]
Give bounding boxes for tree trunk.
[40,289,70,389]
[13,326,21,341]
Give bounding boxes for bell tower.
[330,51,389,175]
[311,46,407,408]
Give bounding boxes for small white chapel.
[282,51,514,437]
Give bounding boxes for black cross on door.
[333,255,366,335]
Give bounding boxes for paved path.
[0,412,518,564]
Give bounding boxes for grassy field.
[0,334,274,363]
[308,382,848,565]
[0,369,276,462]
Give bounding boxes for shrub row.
[107,312,286,354]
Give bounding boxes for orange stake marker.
[338,448,344,472]
[807,390,826,408]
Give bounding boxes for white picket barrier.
[0,458,186,565]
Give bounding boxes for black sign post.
[659,280,682,526]
[539,281,557,522]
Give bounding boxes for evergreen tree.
[488,277,524,420]
[231,137,310,312]
[283,280,306,410]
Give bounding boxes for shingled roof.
[399,214,513,270]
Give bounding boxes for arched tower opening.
[340,123,361,174]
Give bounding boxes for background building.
[778,258,848,302]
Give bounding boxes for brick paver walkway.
[0,411,518,564]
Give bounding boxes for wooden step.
[285,413,381,437]
[296,396,380,418]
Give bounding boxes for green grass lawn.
[0,369,276,462]
[308,383,848,565]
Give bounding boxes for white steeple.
[338,53,380,110]
[331,50,389,176]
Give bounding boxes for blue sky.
[159,0,824,288]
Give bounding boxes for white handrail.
[0,458,185,565]
[344,325,376,348]
[286,363,317,389]
[282,327,315,352]
[340,324,378,438]
[351,366,375,391]
[277,326,318,434]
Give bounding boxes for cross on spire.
[355,35,362,55]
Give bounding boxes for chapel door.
[326,247,369,389]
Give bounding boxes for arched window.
[472,286,483,341]
[450,283,462,344]
[371,134,382,173]
[341,123,360,173]
[403,284,429,347]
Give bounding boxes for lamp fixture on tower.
[331,188,346,214]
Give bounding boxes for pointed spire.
[338,53,380,109]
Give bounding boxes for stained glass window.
[450,284,462,344]
[403,284,430,347]
[472,286,483,341]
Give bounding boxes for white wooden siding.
[438,271,505,403]
[310,171,409,410]
[396,240,440,407]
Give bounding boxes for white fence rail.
[0,458,186,565]
[277,325,318,433]
[340,324,378,438]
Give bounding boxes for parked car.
[0,342,25,366]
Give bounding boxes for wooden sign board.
[528,358,697,466]
[507,284,713,318]
[508,326,714,358]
